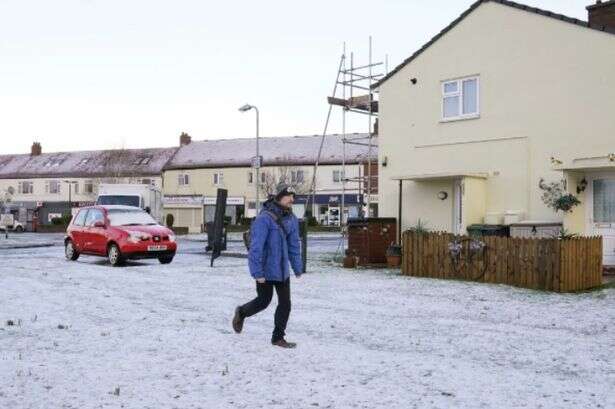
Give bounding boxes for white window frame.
[47,180,61,194]
[18,181,34,195]
[333,170,343,183]
[213,172,223,186]
[441,75,480,122]
[84,180,94,194]
[291,170,304,184]
[178,174,190,186]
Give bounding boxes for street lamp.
[62,180,74,214]
[238,103,261,213]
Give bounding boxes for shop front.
[294,194,364,226]
[203,196,245,225]
[163,195,204,233]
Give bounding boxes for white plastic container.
[484,212,503,225]
[510,221,563,238]
[503,210,524,225]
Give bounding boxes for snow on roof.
[0,147,177,179]
[165,134,378,170]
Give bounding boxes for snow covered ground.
[0,233,61,249]
[1,234,614,409]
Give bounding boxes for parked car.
[65,205,177,266]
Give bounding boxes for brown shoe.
[232,307,244,334]
[272,339,297,349]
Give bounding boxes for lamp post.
[62,180,73,215]
[238,104,260,213]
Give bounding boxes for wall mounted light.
[437,191,448,200]
[577,177,588,194]
[382,156,388,167]
[410,78,418,85]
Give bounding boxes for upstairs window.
[46,180,61,194]
[177,174,190,186]
[248,172,254,184]
[333,170,343,183]
[84,180,94,194]
[213,172,224,186]
[18,181,34,194]
[442,76,479,121]
[291,170,304,184]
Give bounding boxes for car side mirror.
[93,220,106,228]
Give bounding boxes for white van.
[96,184,163,224]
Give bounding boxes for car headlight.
[168,234,176,243]
[128,232,150,243]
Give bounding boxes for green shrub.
[165,213,175,228]
[240,217,254,226]
[408,218,429,234]
[306,216,319,226]
[51,214,71,225]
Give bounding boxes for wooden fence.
[402,231,603,292]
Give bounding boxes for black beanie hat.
[275,185,296,201]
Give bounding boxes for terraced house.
[375,0,615,264]
[0,142,177,230]
[162,133,378,233]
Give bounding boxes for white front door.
[590,177,615,265]
[453,179,463,235]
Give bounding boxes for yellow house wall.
[463,177,487,228]
[378,1,615,233]
[562,171,587,234]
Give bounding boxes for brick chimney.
[587,1,615,31]
[31,142,42,156]
[179,132,192,146]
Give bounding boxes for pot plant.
[385,242,402,268]
[539,178,581,213]
[343,249,358,268]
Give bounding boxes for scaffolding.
[307,37,384,231]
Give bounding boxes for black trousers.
[239,278,291,342]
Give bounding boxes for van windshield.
[107,209,158,226]
[96,195,140,208]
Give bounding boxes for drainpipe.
[398,179,403,244]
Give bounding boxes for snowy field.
[1,233,614,409]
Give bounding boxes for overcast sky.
[0,0,590,154]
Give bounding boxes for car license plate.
[148,245,167,251]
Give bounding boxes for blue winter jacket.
[248,200,303,281]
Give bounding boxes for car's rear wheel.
[108,244,125,266]
[15,225,23,233]
[65,240,79,261]
[158,255,174,264]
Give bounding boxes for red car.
[65,205,177,266]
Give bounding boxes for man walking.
[232,185,303,348]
